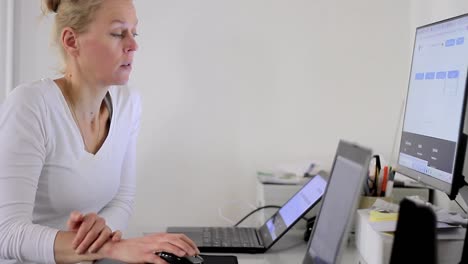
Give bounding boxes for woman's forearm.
[54,231,109,264]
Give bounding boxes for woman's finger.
[88,227,112,253]
[112,230,122,242]
[74,214,105,252]
[177,234,200,254]
[154,241,187,257]
[162,234,198,256]
[76,217,107,253]
[147,253,167,264]
[66,211,84,231]
[72,213,97,248]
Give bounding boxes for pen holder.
[359,196,394,209]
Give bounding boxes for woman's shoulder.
[3,78,56,109]
[109,85,141,113]
[10,78,55,94]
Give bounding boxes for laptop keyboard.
[201,227,261,248]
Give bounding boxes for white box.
[355,209,465,264]
[355,210,395,264]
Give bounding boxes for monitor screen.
[397,13,468,197]
[303,141,371,264]
[259,174,327,247]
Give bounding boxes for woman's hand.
[101,233,200,264]
[67,211,122,254]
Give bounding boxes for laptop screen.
[303,141,371,264]
[258,174,327,248]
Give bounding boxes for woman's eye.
[111,33,124,38]
[132,33,139,38]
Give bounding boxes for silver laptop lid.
[302,140,372,264]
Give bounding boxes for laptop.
[167,172,328,253]
[302,140,372,264]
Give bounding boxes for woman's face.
[76,0,138,86]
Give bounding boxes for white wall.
[129,0,410,230]
[12,0,60,86]
[8,0,417,230]
[0,0,8,102]
[411,0,468,31]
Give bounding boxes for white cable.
[390,98,406,165]
[217,209,236,225]
[217,199,257,225]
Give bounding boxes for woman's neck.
[59,75,109,124]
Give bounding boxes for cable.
[217,199,257,225]
[234,205,280,227]
[389,99,406,165]
[455,198,468,215]
[234,205,309,227]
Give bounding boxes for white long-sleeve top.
[0,78,141,264]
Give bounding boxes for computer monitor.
[302,141,372,264]
[397,13,468,200]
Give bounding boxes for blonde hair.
[42,0,104,71]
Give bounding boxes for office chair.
[389,198,437,264]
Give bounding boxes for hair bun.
[45,0,61,13]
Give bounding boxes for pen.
[381,166,389,197]
[376,167,384,196]
[373,167,378,196]
[385,168,396,197]
[389,166,393,182]
[364,180,370,195]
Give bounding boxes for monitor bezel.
[396,13,468,199]
[302,140,372,264]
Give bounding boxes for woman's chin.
[110,76,131,86]
[114,80,129,86]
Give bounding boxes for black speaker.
[389,198,437,264]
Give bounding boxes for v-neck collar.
[49,78,115,158]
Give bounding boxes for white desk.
[96,228,361,264]
[219,230,360,264]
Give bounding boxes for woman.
[0,0,198,263]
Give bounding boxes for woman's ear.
[61,27,79,57]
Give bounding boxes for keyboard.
[201,227,262,248]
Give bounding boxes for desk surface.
[228,230,360,264]
[96,228,360,264]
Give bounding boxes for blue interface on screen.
[265,175,326,240]
[399,15,468,184]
